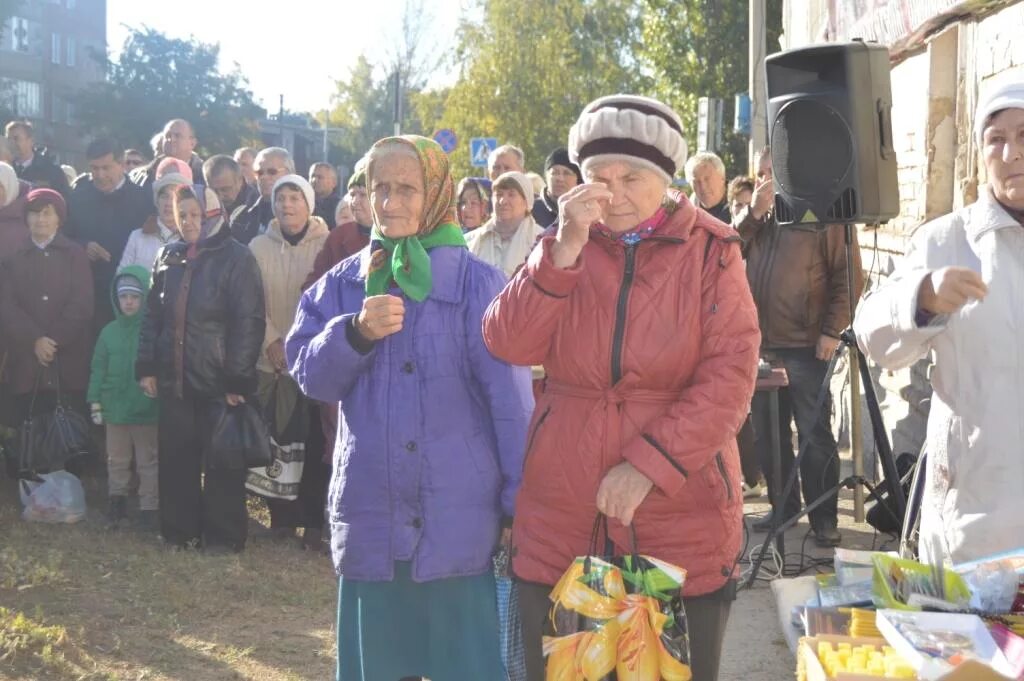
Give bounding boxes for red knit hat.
[25,188,67,226]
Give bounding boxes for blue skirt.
[336,562,506,681]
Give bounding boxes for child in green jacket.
[87,265,159,529]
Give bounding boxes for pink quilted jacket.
[482,193,761,597]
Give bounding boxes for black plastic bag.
[205,399,272,470]
[14,366,93,477]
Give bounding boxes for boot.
[106,495,128,529]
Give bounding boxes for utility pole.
[279,94,285,143]
[393,70,402,137]
[322,109,329,162]
[749,0,768,173]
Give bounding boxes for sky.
[106,0,463,114]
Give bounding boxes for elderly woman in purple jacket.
[286,135,533,681]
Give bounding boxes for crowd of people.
[0,75,1020,681]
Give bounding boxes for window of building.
[51,32,61,64]
[0,78,43,118]
[66,36,76,66]
[3,16,43,55]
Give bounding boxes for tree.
[72,27,264,156]
[437,0,648,177]
[636,0,783,176]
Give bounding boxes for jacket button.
[402,361,415,374]
[411,518,423,529]
[41,295,48,301]
[405,441,417,452]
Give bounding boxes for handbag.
[14,362,93,478]
[544,515,693,680]
[495,542,527,681]
[244,374,306,500]
[205,399,273,470]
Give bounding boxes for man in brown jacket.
[736,147,863,547]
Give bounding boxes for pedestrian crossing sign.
[470,137,498,168]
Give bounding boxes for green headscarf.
[364,136,467,302]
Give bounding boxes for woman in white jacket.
[854,77,1024,566]
[119,173,186,270]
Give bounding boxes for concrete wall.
[780,0,1024,468]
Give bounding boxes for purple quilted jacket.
[286,245,533,582]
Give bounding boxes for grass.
[0,468,337,681]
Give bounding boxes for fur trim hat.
[569,94,688,183]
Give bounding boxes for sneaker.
[742,481,765,499]
[106,495,128,529]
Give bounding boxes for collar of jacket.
[164,221,232,261]
[967,186,1024,241]
[542,188,558,213]
[15,232,74,256]
[264,215,329,247]
[350,243,467,304]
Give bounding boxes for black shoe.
[137,510,159,533]
[106,495,128,529]
[813,525,842,548]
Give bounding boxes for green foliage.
[637,0,783,177]
[72,28,264,156]
[438,0,649,178]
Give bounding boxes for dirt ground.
[1,452,892,680]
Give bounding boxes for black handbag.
[15,362,93,478]
[205,399,272,470]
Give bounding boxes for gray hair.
[202,154,241,183]
[255,146,295,173]
[366,140,419,180]
[487,144,525,171]
[309,162,338,180]
[234,146,257,161]
[684,152,726,182]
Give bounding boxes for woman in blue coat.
[286,135,533,681]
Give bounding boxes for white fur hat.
[493,171,535,208]
[272,174,315,214]
[568,94,688,183]
[975,75,1024,146]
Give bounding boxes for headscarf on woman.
[364,135,466,301]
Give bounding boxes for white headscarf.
[975,76,1024,146]
[0,162,18,208]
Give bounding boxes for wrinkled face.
[546,164,579,199]
[493,185,528,223]
[274,186,311,234]
[123,152,145,171]
[348,186,372,226]
[489,152,522,180]
[27,204,60,243]
[89,153,125,194]
[208,169,243,207]
[156,186,177,225]
[983,108,1024,211]
[255,155,288,198]
[370,154,425,239]
[690,162,726,209]
[118,292,142,317]
[586,161,667,233]
[335,198,355,225]
[458,187,486,229]
[163,121,196,161]
[309,165,338,199]
[235,151,256,184]
[731,188,753,218]
[176,197,203,243]
[7,127,32,161]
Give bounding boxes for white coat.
[854,186,1024,566]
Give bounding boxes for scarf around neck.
[364,135,467,301]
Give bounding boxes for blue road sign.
[433,128,457,153]
[469,137,498,167]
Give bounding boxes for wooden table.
[756,366,790,556]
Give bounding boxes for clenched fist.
[355,295,405,341]
[918,267,987,316]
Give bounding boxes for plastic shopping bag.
[19,470,86,523]
[543,516,692,681]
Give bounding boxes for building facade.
[781,0,1024,463]
[0,0,106,169]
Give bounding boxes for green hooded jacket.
[86,264,159,425]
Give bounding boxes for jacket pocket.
[714,451,734,502]
[524,405,552,464]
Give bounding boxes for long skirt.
[336,561,505,681]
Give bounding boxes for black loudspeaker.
[765,41,899,226]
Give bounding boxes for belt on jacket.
[545,375,682,464]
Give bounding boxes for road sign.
[469,137,498,168]
[433,128,457,154]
